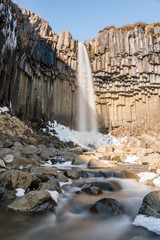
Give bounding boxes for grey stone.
[0,170,32,190]
[8,190,57,212]
[90,198,123,216]
[139,191,160,218]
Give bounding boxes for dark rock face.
[0,0,77,127]
[90,198,123,216]
[139,191,160,218]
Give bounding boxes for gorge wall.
[86,24,160,129]
[0,0,160,130]
[0,0,78,127]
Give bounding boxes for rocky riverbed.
[0,108,160,239]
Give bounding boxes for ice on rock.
[1,6,17,55]
[133,214,160,235]
[137,172,158,183]
[16,188,25,197]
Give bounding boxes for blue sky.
[12,0,160,41]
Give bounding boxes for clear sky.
[12,0,160,41]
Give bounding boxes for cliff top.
[98,21,160,34]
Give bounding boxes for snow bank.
[137,172,158,183]
[133,214,160,235]
[153,177,160,188]
[125,155,139,164]
[42,121,121,149]
[0,106,9,113]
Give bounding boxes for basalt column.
[86,24,160,129]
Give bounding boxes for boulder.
[0,188,16,200]
[40,147,57,160]
[73,155,92,165]
[125,137,141,150]
[57,172,69,183]
[0,148,22,160]
[4,154,13,163]
[81,186,102,195]
[139,191,160,218]
[64,168,79,179]
[0,159,6,168]
[30,154,44,164]
[8,190,56,212]
[111,153,127,162]
[88,159,108,168]
[149,141,160,153]
[38,177,60,192]
[12,157,39,168]
[140,134,155,148]
[0,170,32,190]
[136,148,154,157]
[96,145,113,154]
[31,166,58,178]
[90,198,123,216]
[11,142,23,151]
[22,145,41,155]
[81,181,121,191]
[67,147,83,155]
[62,152,77,162]
[140,153,160,165]
[4,139,13,148]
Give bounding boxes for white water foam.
[43,121,120,149]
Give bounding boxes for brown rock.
[0,159,6,168]
[8,190,56,212]
[0,170,32,190]
[73,155,92,165]
[31,166,58,177]
[88,159,109,168]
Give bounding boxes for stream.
[0,163,160,240]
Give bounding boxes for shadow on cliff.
[0,0,78,129]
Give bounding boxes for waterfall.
[77,42,98,133]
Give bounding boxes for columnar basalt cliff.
[0,0,160,130]
[0,0,77,126]
[86,24,160,129]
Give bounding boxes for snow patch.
[153,177,160,188]
[16,188,25,197]
[47,190,59,203]
[125,155,139,164]
[133,214,160,235]
[0,106,9,113]
[42,121,121,149]
[137,172,158,183]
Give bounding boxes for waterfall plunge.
[77,42,98,133]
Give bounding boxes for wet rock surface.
[139,191,160,218]
[90,198,123,216]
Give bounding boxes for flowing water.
[77,42,97,133]
[0,166,160,240]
